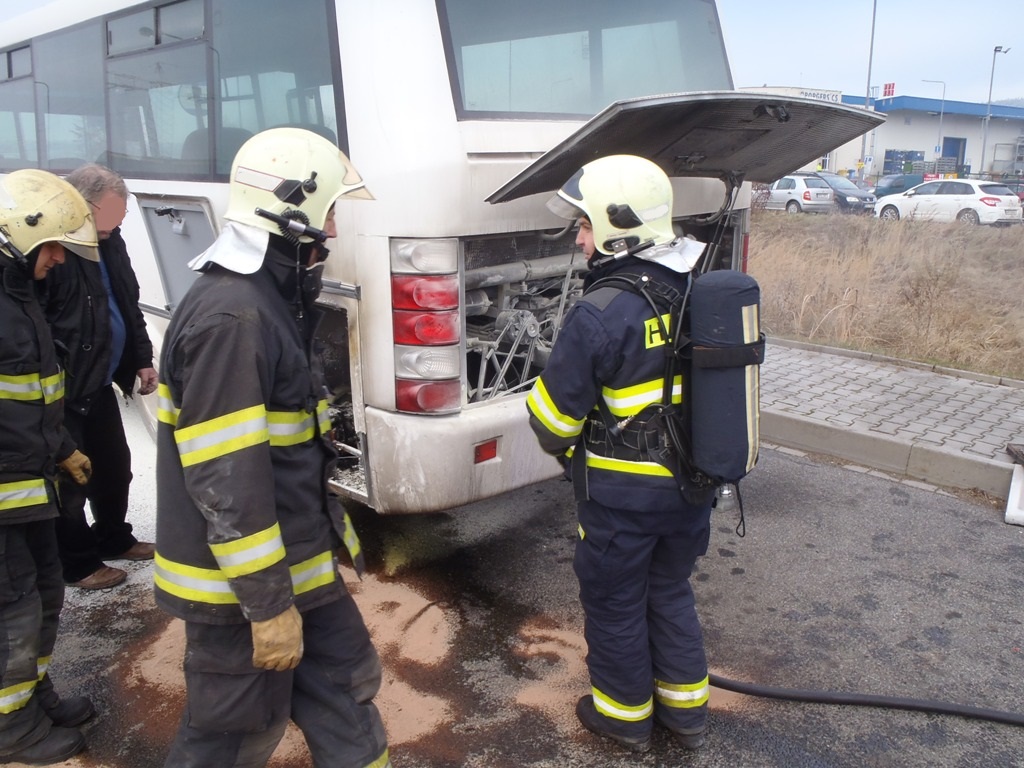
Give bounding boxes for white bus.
[0,0,879,513]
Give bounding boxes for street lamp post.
[980,45,1010,178]
[858,0,878,180]
[922,79,945,162]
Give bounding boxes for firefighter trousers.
[164,594,389,768]
[0,519,65,757]
[574,497,712,739]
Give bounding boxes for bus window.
[34,23,106,172]
[0,48,36,171]
[439,0,732,117]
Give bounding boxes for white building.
[743,86,1024,182]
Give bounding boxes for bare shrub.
[747,211,1024,380]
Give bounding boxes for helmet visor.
[60,218,99,262]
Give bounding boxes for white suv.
[766,175,834,214]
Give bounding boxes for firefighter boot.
[34,675,95,727]
[654,714,706,750]
[0,727,86,765]
[575,695,651,754]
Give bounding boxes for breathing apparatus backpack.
[586,268,764,533]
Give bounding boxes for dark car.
[797,171,876,213]
[873,173,925,199]
[1001,179,1024,203]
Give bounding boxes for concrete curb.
[761,410,1013,499]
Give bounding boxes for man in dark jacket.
[0,169,100,765]
[156,128,389,768]
[44,164,157,590]
[526,155,715,755]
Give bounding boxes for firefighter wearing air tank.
[154,128,390,768]
[526,155,714,754]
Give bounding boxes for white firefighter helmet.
[199,127,372,274]
[0,169,99,264]
[547,154,675,257]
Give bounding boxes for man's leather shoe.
[66,566,127,590]
[575,695,651,753]
[43,695,95,728]
[112,541,155,561]
[0,726,85,765]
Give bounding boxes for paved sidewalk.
[759,338,1024,499]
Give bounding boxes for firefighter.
[0,169,99,765]
[154,128,389,768]
[526,155,714,753]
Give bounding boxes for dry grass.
[746,211,1024,380]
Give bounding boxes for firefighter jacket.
[45,229,154,413]
[0,258,75,525]
[527,255,690,514]
[154,237,354,625]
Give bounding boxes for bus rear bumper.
[361,395,564,514]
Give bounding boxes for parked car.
[874,179,1023,225]
[873,173,925,199]
[765,175,834,214]
[1000,179,1024,203]
[800,171,876,213]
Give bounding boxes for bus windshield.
[438,0,732,117]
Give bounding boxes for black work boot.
[33,675,95,727]
[654,713,707,750]
[575,695,651,753]
[0,727,86,765]
[42,696,95,728]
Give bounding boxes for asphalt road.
[44,399,1024,768]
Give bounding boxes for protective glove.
[58,450,92,485]
[251,604,303,671]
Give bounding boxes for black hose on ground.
[708,673,1024,728]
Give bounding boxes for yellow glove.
[251,604,303,671]
[58,450,92,485]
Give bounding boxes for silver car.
[766,175,834,214]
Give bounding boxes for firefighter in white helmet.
[0,169,99,765]
[527,155,713,754]
[154,128,390,768]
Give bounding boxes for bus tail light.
[395,379,461,413]
[474,438,498,464]
[390,238,461,414]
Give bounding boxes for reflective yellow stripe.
[601,375,682,417]
[174,404,269,467]
[577,523,585,540]
[291,550,336,595]
[585,450,674,477]
[267,409,316,446]
[40,372,64,404]
[154,549,337,605]
[316,399,331,435]
[655,675,710,709]
[341,511,362,562]
[0,479,48,511]
[208,524,286,578]
[36,655,51,680]
[364,748,391,768]
[527,378,584,439]
[0,679,36,714]
[157,382,178,426]
[592,687,653,722]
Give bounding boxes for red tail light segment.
[393,309,460,346]
[979,197,1001,207]
[391,275,459,310]
[803,190,811,201]
[395,379,461,413]
[390,238,461,414]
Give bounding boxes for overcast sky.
[717,0,1023,104]
[1,0,1020,105]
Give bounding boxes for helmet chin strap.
[0,228,29,272]
[590,238,655,269]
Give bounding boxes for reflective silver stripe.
[209,524,286,578]
[40,372,64,404]
[0,479,48,511]
[157,383,178,426]
[0,680,35,714]
[0,372,44,401]
[267,409,316,446]
[291,551,336,595]
[175,404,269,467]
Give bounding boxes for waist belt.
[584,414,667,463]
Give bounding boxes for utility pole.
[858,0,877,180]
[980,46,1010,178]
